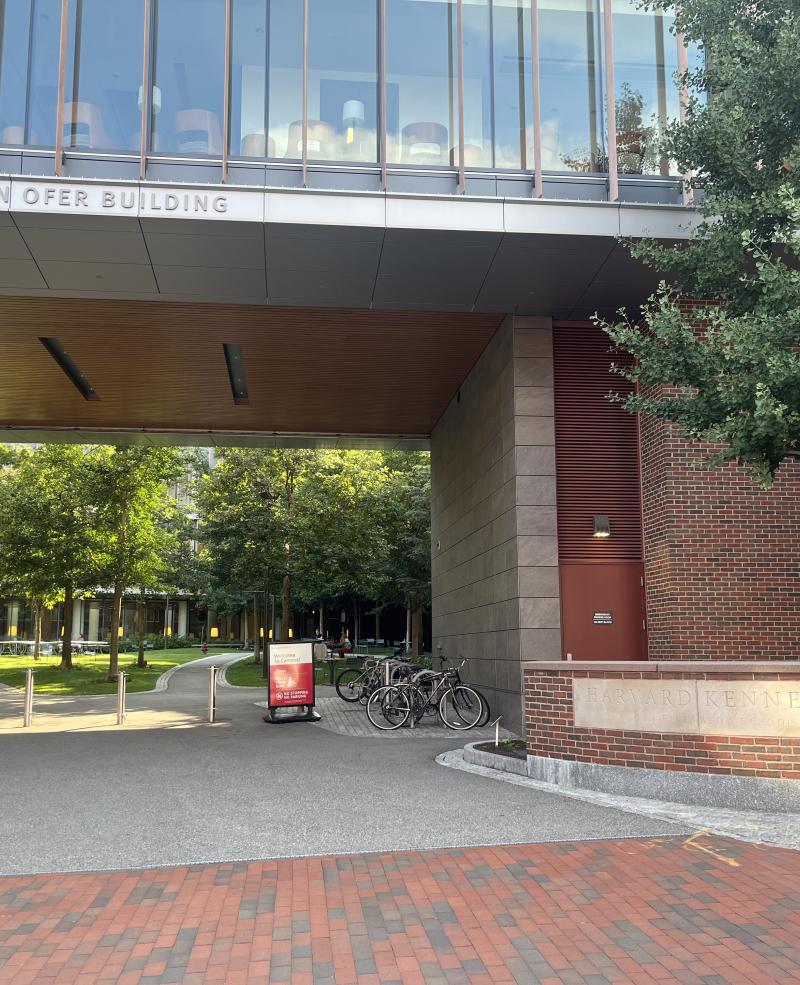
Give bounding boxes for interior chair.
[240,132,276,158]
[285,119,337,159]
[1,125,25,145]
[400,122,448,165]
[63,102,109,150]
[174,109,223,155]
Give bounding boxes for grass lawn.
[0,646,240,696]
[225,655,364,688]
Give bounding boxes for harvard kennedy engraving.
[573,678,800,737]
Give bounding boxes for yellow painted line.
[683,828,740,867]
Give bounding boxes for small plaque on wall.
[592,611,613,625]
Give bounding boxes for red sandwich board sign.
[263,641,321,723]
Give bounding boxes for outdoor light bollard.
[116,671,127,726]
[208,665,217,723]
[23,667,34,727]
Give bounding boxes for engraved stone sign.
[572,677,800,737]
[697,681,800,737]
[573,679,697,733]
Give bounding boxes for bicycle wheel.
[439,685,484,730]
[335,667,366,703]
[470,687,492,727]
[367,685,411,731]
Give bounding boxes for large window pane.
[64,0,144,152]
[307,0,378,163]
[613,0,679,175]
[387,0,458,167]
[230,0,267,157]
[23,0,61,147]
[539,0,605,173]
[492,0,532,169]
[461,0,491,168]
[269,0,303,160]
[0,2,34,144]
[151,0,225,156]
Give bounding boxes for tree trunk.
[355,598,360,649]
[281,574,290,641]
[108,581,123,680]
[411,604,423,658]
[253,593,261,664]
[60,585,74,670]
[33,602,41,660]
[136,592,147,668]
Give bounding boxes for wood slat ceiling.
[0,296,503,437]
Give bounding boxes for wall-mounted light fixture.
[210,627,219,639]
[593,515,611,538]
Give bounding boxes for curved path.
[0,652,249,733]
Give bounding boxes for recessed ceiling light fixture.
[39,337,98,400]
[223,342,249,405]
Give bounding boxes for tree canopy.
[601,0,800,485]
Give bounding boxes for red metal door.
[559,562,647,661]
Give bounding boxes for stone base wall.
[524,662,800,780]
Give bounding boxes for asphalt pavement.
[0,654,690,875]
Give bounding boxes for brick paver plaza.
[1,834,799,985]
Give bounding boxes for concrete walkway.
[0,653,247,733]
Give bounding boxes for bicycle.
[366,659,485,731]
[335,654,416,704]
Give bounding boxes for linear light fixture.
[39,337,99,400]
[223,342,249,405]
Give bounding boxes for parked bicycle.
[366,656,487,731]
[335,654,415,704]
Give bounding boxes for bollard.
[491,715,502,748]
[208,665,217,723]
[384,660,392,687]
[23,668,34,727]
[116,671,127,725]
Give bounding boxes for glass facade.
[152,0,225,155]
[612,0,678,175]
[0,0,61,147]
[0,0,693,187]
[387,0,458,167]
[539,0,605,173]
[64,0,145,152]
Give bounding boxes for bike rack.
[490,715,503,747]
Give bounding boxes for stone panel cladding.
[641,301,800,661]
[524,663,800,780]
[431,315,559,732]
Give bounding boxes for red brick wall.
[524,667,800,779]
[640,417,800,660]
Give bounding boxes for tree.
[601,0,800,486]
[292,450,392,636]
[0,445,101,666]
[90,446,183,680]
[196,449,297,654]
[377,453,431,657]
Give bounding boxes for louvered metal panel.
[553,323,643,563]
